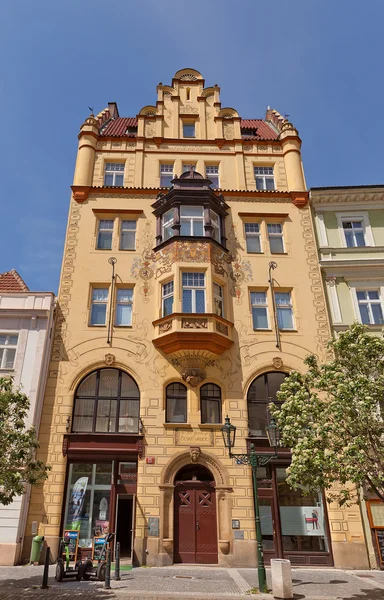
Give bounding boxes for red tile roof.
[100,117,278,140]
[0,270,29,292]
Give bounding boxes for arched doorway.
[174,464,218,564]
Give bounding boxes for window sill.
[89,324,106,327]
[280,329,297,332]
[270,252,288,255]
[198,423,223,429]
[0,368,15,372]
[252,328,272,332]
[119,248,136,252]
[115,325,133,329]
[163,423,192,428]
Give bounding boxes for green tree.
[0,376,50,505]
[270,323,384,505]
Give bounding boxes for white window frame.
[213,282,225,318]
[90,288,109,326]
[274,291,295,330]
[267,223,285,254]
[97,219,114,250]
[115,288,133,327]
[206,165,220,188]
[160,164,174,187]
[254,166,275,191]
[250,291,270,330]
[0,333,18,370]
[162,280,174,317]
[162,209,174,240]
[350,284,384,325]
[182,272,206,314]
[336,212,374,248]
[180,205,204,237]
[210,210,221,242]
[244,222,262,253]
[104,162,125,187]
[119,220,137,250]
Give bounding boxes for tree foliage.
[0,376,50,505]
[270,323,384,505]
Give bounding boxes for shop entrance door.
[116,495,134,558]
[174,465,218,564]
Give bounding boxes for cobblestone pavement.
[0,565,383,599]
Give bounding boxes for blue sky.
[1,0,383,292]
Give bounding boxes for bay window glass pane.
[73,398,95,432]
[99,369,119,396]
[181,221,190,236]
[163,296,174,316]
[121,372,140,397]
[180,206,203,217]
[252,307,268,329]
[182,289,192,312]
[96,399,117,432]
[119,400,139,432]
[91,303,107,325]
[195,290,205,313]
[192,221,204,236]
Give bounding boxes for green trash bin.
[30,535,45,564]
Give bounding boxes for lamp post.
[221,415,280,594]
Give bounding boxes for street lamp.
[221,415,280,594]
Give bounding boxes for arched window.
[73,368,140,433]
[200,383,222,424]
[166,383,187,423]
[247,372,287,437]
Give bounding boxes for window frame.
[244,222,262,254]
[267,222,285,254]
[254,166,275,191]
[162,280,174,317]
[200,383,222,424]
[90,287,109,326]
[119,219,137,251]
[160,164,174,188]
[336,212,374,248]
[182,272,206,314]
[72,368,140,434]
[162,209,174,240]
[115,288,134,327]
[247,371,288,437]
[182,122,195,138]
[165,382,187,424]
[206,165,220,188]
[213,282,225,318]
[96,219,114,250]
[104,162,125,187]
[250,290,270,330]
[274,291,295,330]
[0,333,18,370]
[350,285,384,326]
[180,205,205,237]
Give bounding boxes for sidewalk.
[0,564,383,599]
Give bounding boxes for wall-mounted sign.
[148,517,159,537]
[175,429,214,446]
[234,530,244,540]
[146,457,155,464]
[232,520,240,529]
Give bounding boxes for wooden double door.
[174,481,218,564]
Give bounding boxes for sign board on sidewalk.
[63,530,79,561]
[92,536,107,561]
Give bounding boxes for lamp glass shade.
[266,417,280,450]
[221,415,236,449]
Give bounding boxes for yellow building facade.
[25,69,369,569]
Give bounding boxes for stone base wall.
[0,543,21,566]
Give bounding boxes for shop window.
[200,383,222,424]
[166,383,187,423]
[247,371,287,437]
[73,368,140,434]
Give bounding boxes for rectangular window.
[250,292,269,329]
[0,334,18,369]
[104,162,124,187]
[97,220,114,250]
[268,223,285,253]
[213,283,224,318]
[245,222,262,253]
[120,220,136,250]
[160,164,174,187]
[356,290,384,325]
[206,165,219,188]
[180,205,204,237]
[182,272,205,313]
[343,220,366,247]
[162,209,174,240]
[162,281,174,317]
[254,166,275,191]
[275,292,294,330]
[115,288,133,326]
[210,210,221,242]
[90,288,109,325]
[183,122,195,138]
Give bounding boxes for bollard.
[271,558,293,599]
[105,545,111,589]
[115,541,121,581]
[41,546,50,589]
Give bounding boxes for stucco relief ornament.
[272,357,283,369]
[181,368,206,387]
[190,447,201,463]
[105,353,115,366]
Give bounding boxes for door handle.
[196,521,200,530]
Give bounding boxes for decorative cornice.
[71,185,91,202]
[291,191,309,208]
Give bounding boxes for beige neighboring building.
[0,270,55,565]
[25,69,368,569]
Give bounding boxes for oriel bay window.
[182,272,205,313]
[73,368,140,434]
[200,383,222,424]
[162,209,174,240]
[166,383,187,423]
[213,283,224,317]
[247,371,287,437]
[180,205,204,236]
